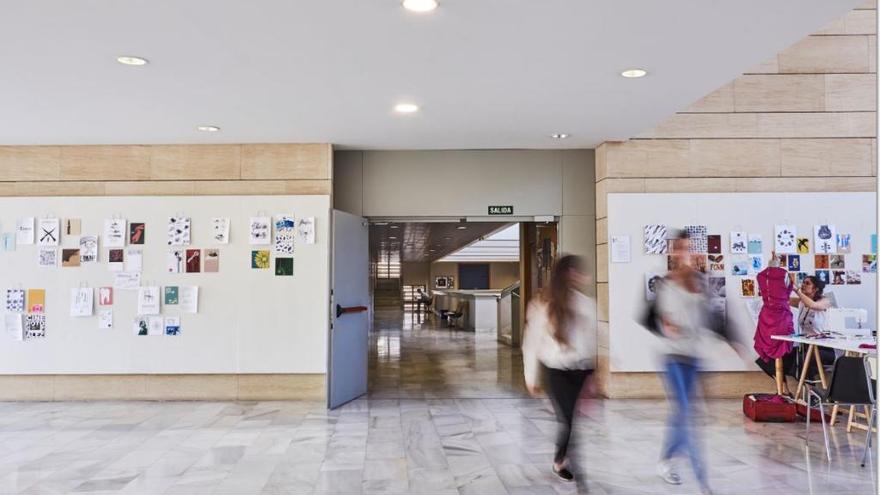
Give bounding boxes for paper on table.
[114,272,141,290]
[179,286,199,314]
[610,235,631,263]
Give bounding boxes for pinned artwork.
[684,225,707,253]
[5,314,23,341]
[103,219,126,248]
[730,232,747,254]
[815,270,831,286]
[708,254,725,275]
[98,309,112,329]
[831,270,846,285]
[778,254,788,268]
[204,249,219,273]
[133,317,149,336]
[710,298,727,326]
[836,233,852,254]
[37,218,60,246]
[797,237,810,254]
[164,316,181,336]
[38,247,57,267]
[829,255,845,269]
[787,254,801,272]
[749,255,763,273]
[129,222,145,245]
[741,279,756,297]
[185,249,201,273]
[27,289,45,313]
[167,249,184,273]
[297,217,316,245]
[64,218,81,236]
[873,234,878,255]
[863,255,877,273]
[666,255,676,271]
[731,260,749,276]
[275,257,294,276]
[167,216,191,246]
[774,225,797,254]
[694,255,708,274]
[747,235,762,255]
[814,224,836,254]
[5,289,24,313]
[179,286,198,313]
[79,236,98,263]
[846,270,861,285]
[706,235,721,255]
[25,314,46,339]
[148,316,164,336]
[249,217,271,245]
[645,272,663,301]
[97,287,113,306]
[797,272,809,286]
[108,249,124,271]
[251,250,270,269]
[708,277,726,298]
[70,288,93,317]
[211,218,230,244]
[137,286,161,315]
[164,286,179,305]
[16,218,34,245]
[125,248,143,272]
[61,249,80,267]
[815,254,829,269]
[274,215,295,255]
[113,272,141,290]
[2,233,15,251]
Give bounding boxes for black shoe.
[552,465,575,482]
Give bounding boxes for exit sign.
[488,205,514,215]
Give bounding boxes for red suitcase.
[743,394,798,423]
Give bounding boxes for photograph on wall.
[69,287,93,317]
[164,286,179,305]
[211,217,230,244]
[815,254,829,269]
[846,270,861,285]
[25,314,46,339]
[708,254,724,275]
[778,254,788,267]
[108,249,124,271]
[38,247,57,267]
[167,216,191,246]
[98,309,112,329]
[863,254,877,273]
[179,286,198,313]
[5,289,24,313]
[251,250,270,269]
[125,248,143,273]
[61,248,81,267]
[814,224,836,254]
[797,236,810,254]
[2,233,15,252]
[787,254,801,272]
[815,270,831,286]
[185,249,201,273]
[27,289,45,313]
[297,217,316,245]
[103,219,126,248]
[645,225,669,256]
[731,259,749,276]
[37,218,60,246]
[644,272,663,301]
[137,286,161,315]
[275,257,294,276]
[730,231,747,254]
[98,286,113,306]
[741,279,756,297]
[133,316,149,336]
[167,249,184,273]
[829,255,845,269]
[16,217,34,245]
[749,255,763,273]
[693,255,708,274]
[774,225,797,254]
[706,234,721,255]
[129,222,145,245]
[435,276,449,289]
[64,218,81,236]
[274,215,295,255]
[708,277,726,298]
[747,234,762,255]
[831,270,846,285]
[204,249,220,272]
[684,225,707,253]
[164,316,180,336]
[836,233,852,254]
[79,236,98,263]
[113,272,141,290]
[249,217,271,245]
[5,314,23,341]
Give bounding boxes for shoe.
[552,465,575,482]
[657,461,682,485]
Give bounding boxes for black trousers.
[545,366,592,464]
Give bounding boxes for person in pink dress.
[753,253,794,394]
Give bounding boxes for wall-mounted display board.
[607,192,876,372]
[0,195,329,374]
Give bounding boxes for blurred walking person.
[522,255,597,483]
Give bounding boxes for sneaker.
[552,465,575,482]
[657,461,682,485]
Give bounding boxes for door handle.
[336,304,368,318]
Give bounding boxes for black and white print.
[274,215,295,255]
[249,217,271,245]
[814,224,836,254]
[37,218,59,246]
[684,225,707,253]
[211,217,230,244]
[167,216,191,246]
[25,314,46,339]
[774,224,797,254]
[103,219,126,248]
[643,224,667,255]
[5,289,24,313]
[79,236,98,263]
[38,247,57,267]
[730,231,747,254]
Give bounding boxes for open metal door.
[328,209,370,409]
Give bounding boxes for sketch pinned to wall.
[79,236,98,263]
[125,248,143,272]
[129,223,145,245]
[643,225,667,254]
[98,309,112,329]
[70,288,93,317]
[831,270,846,285]
[204,249,220,272]
[16,218,34,245]
[814,224,836,254]
[730,231,747,254]
[38,247,57,267]
[37,218,60,246]
[167,249,184,273]
[797,237,810,254]
[179,286,198,313]
[98,286,113,306]
[731,259,749,276]
[863,255,877,273]
[251,250,270,269]
[27,289,45,313]
[297,217,316,245]
[164,316,181,336]
[836,233,852,254]
[164,286,179,305]
[706,235,721,255]
[275,257,293,276]
[274,215,295,255]
[249,217,271,245]
[797,272,809,286]
[167,216,191,246]
[708,277,726,298]
[708,254,724,275]
[774,225,797,254]
[747,235,762,255]
[137,286,161,315]
[148,316,164,336]
[133,317,149,336]
[185,249,201,273]
[211,218,230,244]
[113,272,141,290]
[103,219,126,248]
[787,255,801,272]
[749,255,763,273]
[741,279,756,297]
[5,314,23,341]
[25,314,46,339]
[61,249,80,267]
[2,233,15,252]
[6,289,24,313]
[846,270,861,285]
[108,249,124,271]
[829,255,845,269]
[684,225,707,253]
[644,272,663,301]
[64,218,81,236]
[815,270,831,286]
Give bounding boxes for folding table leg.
[861,406,875,467]
[795,345,816,400]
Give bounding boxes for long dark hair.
[545,255,583,345]
[805,275,825,300]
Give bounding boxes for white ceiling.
[438,224,519,262]
[0,0,862,149]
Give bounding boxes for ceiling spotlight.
[403,0,438,13]
[389,236,398,240]
[197,125,221,132]
[374,222,389,226]
[456,225,468,230]
[389,225,399,229]
[621,68,648,78]
[116,55,148,66]
[551,133,569,139]
[394,103,419,114]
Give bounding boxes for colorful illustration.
[251,250,270,269]
[129,222,145,245]
[814,224,836,254]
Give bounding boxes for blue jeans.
[662,358,707,486]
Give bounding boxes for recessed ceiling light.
[456,225,468,230]
[374,222,389,226]
[116,55,148,66]
[389,225,399,229]
[197,125,221,132]
[551,133,569,139]
[402,0,438,13]
[394,103,419,114]
[389,236,398,240]
[621,68,647,78]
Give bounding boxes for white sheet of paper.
[814,224,837,254]
[167,216,191,246]
[179,286,199,314]
[114,272,141,290]
[774,225,797,254]
[297,217,316,244]
[98,309,112,329]
[16,218,34,245]
[69,288,94,317]
[103,219,126,248]
[137,286,161,315]
[4,314,23,341]
[148,316,164,336]
[79,235,99,263]
[610,235,631,263]
[37,218,60,246]
[211,217,230,244]
[166,249,184,273]
[38,247,57,267]
[6,289,24,313]
[249,217,271,245]
[730,231,747,254]
[125,248,143,273]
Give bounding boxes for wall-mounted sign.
[488,205,514,215]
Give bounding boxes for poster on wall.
[164,316,181,336]
[16,218,34,245]
[2,233,14,252]
[137,286,161,315]
[5,289,24,313]
[37,218,60,246]
[275,257,294,276]
[644,272,663,301]
[64,219,81,236]
[129,223,145,245]
[167,216,191,246]
[684,225,707,253]
[863,255,877,273]
[610,235,631,263]
[707,235,721,255]
[708,254,725,275]
[797,237,810,254]
[211,217,230,244]
[164,286,179,305]
[836,233,852,254]
[274,215,295,255]
[204,249,219,272]
[297,217,316,245]
[249,217,271,245]
[38,247,57,267]
[25,314,46,339]
[747,234,762,255]
[97,286,113,306]
[79,236,98,263]
[179,286,199,313]
[103,219,126,248]
[251,250,270,269]
[61,249,81,267]
[133,317,149,336]
[708,277,726,298]
[69,287,93,317]
[167,249,184,273]
[730,231,747,254]
[185,249,201,273]
[774,225,797,254]
[643,224,667,255]
[113,272,141,290]
[27,289,45,313]
[4,314,23,341]
[814,224,836,254]
[108,249,124,271]
[125,248,143,272]
[98,309,112,329]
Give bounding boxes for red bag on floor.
[743,394,797,423]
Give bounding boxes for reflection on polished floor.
[368,309,527,399]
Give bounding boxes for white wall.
[0,195,330,374]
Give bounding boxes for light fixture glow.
[389,225,399,229]
[389,236,398,240]
[402,0,438,12]
[551,133,569,139]
[116,55,148,66]
[456,225,468,230]
[621,68,648,78]
[197,125,221,132]
[394,103,419,114]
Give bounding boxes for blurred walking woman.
[522,255,597,482]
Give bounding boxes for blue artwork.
[732,261,749,276]
[749,255,763,272]
[747,235,762,255]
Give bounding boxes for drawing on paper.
[137,286,161,315]
[167,216,191,246]
[37,218,60,246]
[731,260,749,276]
[815,254,829,269]
[129,223,145,245]
[297,217,316,245]
[16,218,34,245]
[831,270,846,285]
[64,218,81,236]
[61,248,81,267]
[708,277,726,298]
[38,247,57,267]
[836,233,852,254]
[787,254,801,272]
[863,255,877,273]
[164,316,180,336]
[774,225,797,254]
[829,255,845,269]
[747,235,762,255]
[134,317,149,336]
[644,273,663,301]
[167,249,184,273]
[275,257,294,276]
[179,286,198,313]
[741,279,756,297]
[274,215,295,255]
[846,270,861,285]
[27,289,45,313]
[643,225,667,254]
[708,254,724,274]
[185,249,201,273]
[706,235,721,255]
[730,232,747,254]
[113,272,141,290]
[204,249,219,273]
[98,309,112,329]
[103,219,127,248]
[70,288,93,317]
[98,286,113,305]
[148,316,163,336]
[211,218,230,244]
[125,248,143,272]
[797,237,810,254]
[249,217,271,245]
[2,233,15,252]
[5,314,23,341]
[814,224,836,254]
[25,314,46,339]
[815,270,830,285]
[108,249,124,271]
[79,236,98,263]
[749,255,763,273]
[6,289,24,313]
[251,250,270,269]
[164,286,179,305]
[684,225,707,253]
